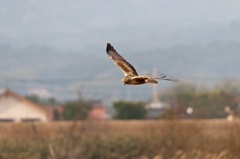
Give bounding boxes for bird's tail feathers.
[146,78,158,84]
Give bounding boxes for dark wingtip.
[166,78,180,82]
[106,43,114,53]
[155,75,180,82]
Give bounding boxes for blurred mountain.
[1,40,239,80]
[1,40,240,101]
[1,0,240,100]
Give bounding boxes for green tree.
[113,101,147,119]
[160,81,239,119]
[25,94,42,104]
[214,79,240,96]
[62,100,92,120]
[46,97,58,105]
[25,94,59,105]
[53,109,61,120]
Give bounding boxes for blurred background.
[0,0,240,120]
[1,1,240,158]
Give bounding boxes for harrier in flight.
[106,43,179,85]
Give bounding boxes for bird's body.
[106,43,178,85]
[122,75,158,85]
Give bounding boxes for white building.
[145,100,170,119]
[0,89,48,122]
[145,70,171,119]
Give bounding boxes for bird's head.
[122,76,130,86]
[122,79,127,86]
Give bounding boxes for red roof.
[88,105,106,120]
[0,89,48,114]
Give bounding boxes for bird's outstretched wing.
[155,75,179,82]
[106,43,138,76]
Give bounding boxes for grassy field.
[0,120,239,159]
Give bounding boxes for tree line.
[26,80,240,120]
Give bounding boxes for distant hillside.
[1,41,240,79]
[1,41,240,101]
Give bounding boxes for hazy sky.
[0,0,240,50]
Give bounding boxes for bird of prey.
[106,43,179,85]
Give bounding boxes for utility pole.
[152,68,159,103]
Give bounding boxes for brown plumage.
[106,43,179,85]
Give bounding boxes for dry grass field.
[0,120,239,159]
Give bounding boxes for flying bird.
[106,43,179,85]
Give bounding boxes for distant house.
[145,100,170,119]
[87,100,106,120]
[145,82,171,119]
[0,89,48,122]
